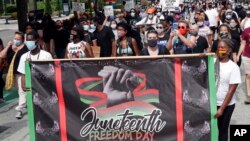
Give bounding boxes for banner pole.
[30,53,216,62]
[208,55,218,141]
[25,62,36,141]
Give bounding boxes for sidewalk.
[0,14,73,31]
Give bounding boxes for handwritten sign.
[125,0,135,11]
[72,2,85,12]
[159,0,179,12]
[104,5,114,17]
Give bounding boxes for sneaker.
[0,98,5,104]
[15,111,23,119]
[245,96,250,105]
[245,100,250,105]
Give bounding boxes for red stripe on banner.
[54,61,68,141]
[175,58,184,141]
[134,89,159,96]
[133,72,146,92]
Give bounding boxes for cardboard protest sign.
[72,2,85,12]
[104,5,114,17]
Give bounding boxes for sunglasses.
[156,27,163,29]
[178,26,186,29]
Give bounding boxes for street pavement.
[0,15,250,141]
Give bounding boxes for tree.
[17,0,27,32]
[0,0,3,14]
[56,0,61,17]
[44,0,52,14]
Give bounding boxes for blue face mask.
[13,39,21,46]
[90,24,96,30]
[25,41,37,51]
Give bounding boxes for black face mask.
[208,5,212,9]
[219,32,228,38]
[147,39,158,47]
[189,31,198,36]
[70,34,80,41]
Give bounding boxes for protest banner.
[72,2,85,12]
[159,0,180,11]
[26,54,218,141]
[124,0,135,11]
[104,5,114,17]
[183,0,194,3]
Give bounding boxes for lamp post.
[34,0,37,10]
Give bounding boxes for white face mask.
[226,15,232,19]
[157,12,161,17]
[90,24,96,30]
[230,22,237,28]
[148,15,153,19]
[156,28,164,34]
[111,24,117,29]
[83,25,89,31]
[197,21,204,27]
[131,12,135,17]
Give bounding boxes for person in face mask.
[215,38,241,141]
[115,22,140,56]
[0,31,29,119]
[140,30,170,56]
[241,9,250,30]
[145,7,156,24]
[65,25,93,58]
[224,10,233,24]
[167,20,197,54]
[24,23,34,41]
[197,13,211,38]
[214,39,241,141]
[53,20,70,59]
[110,20,118,40]
[229,18,242,66]
[16,31,53,119]
[156,23,168,50]
[211,24,237,62]
[205,2,219,35]
[82,23,95,46]
[189,24,209,53]
[125,8,140,26]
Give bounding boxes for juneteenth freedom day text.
[80,107,166,140]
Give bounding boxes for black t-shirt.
[93,26,115,57]
[211,39,238,53]
[7,45,29,74]
[140,47,170,56]
[125,12,141,25]
[193,36,208,53]
[54,28,70,50]
[238,10,246,21]
[230,28,241,52]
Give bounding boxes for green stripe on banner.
[208,55,218,141]
[80,98,94,105]
[84,80,102,90]
[25,62,36,141]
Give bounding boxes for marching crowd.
[0,0,250,140]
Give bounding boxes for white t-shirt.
[67,41,86,58]
[216,60,241,106]
[17,50,53,75]
[241,18,250,30]
[205,9,218,27]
